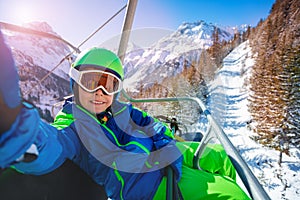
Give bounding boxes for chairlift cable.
[23,54,72,96]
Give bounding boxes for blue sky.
[0,0,275,50]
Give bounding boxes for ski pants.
[153,142,251,200]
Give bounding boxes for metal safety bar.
[121,90,271,200]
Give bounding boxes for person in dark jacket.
[0,29,250,200]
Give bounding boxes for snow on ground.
[206,41,300,200]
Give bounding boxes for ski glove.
[0,29,21,108]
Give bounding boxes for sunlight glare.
[12,3,37,24]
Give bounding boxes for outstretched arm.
[0,29,22,133]
[0,94,21,133]
[0,29,77,172]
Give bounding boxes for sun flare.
[12,3,37,24]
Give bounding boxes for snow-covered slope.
[207,41,300,199]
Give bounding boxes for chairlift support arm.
[0,22,80,53]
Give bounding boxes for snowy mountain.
[4,21,71,79]
[123,20,240,91]
[2,21,72,121]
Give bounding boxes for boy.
[0,30,250,200]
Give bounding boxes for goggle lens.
[80,72,120,93]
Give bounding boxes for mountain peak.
[23,21,59,36]
[176,20,214,36]
[172,20,236,44]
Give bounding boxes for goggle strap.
[69,67,81,82]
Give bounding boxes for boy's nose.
[95,88,108,96]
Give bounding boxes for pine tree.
[248,0,300,154]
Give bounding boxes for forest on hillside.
[248,0,300,157]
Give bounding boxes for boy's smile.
[78,86,113,114]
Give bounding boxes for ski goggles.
[69,67,123,95]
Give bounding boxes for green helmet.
[72,47,124,80]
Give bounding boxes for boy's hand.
[0,28,22,133]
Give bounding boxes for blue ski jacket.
[0,99,182,200]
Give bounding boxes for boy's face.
[75,66,117,114]
[78,86,113,114]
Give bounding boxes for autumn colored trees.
[248,0,300,156]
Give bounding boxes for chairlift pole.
[117,1,180,199]
[117,0,138,63]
